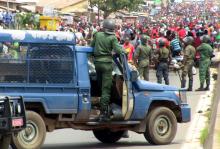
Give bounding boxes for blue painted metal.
[75,51,91,117]
[0,30,76,45]
[130,90,180,120]
[0,86,78,114]
[180,104,191,122]
[75,46,93,53]
[76,52,91,88]
[133,80,179,91]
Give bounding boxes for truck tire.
[0,134,11,149]
[144,107,177,145]
[93,129,124,143]
[11,111,46,149]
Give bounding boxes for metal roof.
[0,30,76,45]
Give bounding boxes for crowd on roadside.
[53,2,220,47]
[66,1,219,91]
[0,1,219,89]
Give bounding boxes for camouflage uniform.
[134,44,151,81]
[91,20,123,120]
[181,45,196,91]
[156,47,170,85]
[196,43,213,90]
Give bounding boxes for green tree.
[15,12,39,30]
[90,0,144,18]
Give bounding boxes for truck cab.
[0,30,190,149]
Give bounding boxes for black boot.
[187,87,192,91]
[196,83,205,91]
[205,80,210,91]
[99,106,111,122]
[181,79,186,88]
[205,85,210,91]
[187,80,193,91]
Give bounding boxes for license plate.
[12,118,23,127]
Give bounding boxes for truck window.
[0,42,28,83]
[28,45,74,84]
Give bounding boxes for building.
[0,0,23,11]
[37,0,88,15]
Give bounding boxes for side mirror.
[130,70,138,82]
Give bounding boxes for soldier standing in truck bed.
[91,19,124,121]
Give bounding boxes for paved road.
[43,70,206,149]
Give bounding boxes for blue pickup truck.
[0,30,190,149]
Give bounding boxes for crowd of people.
[0,2,219,92]
[88,1,220,94]
[89,1,220,120]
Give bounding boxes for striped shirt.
[170,38,181,51]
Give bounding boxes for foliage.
[90,0,144,18]
[15,12,39,30]
[200,126,209,145]
[200,111,211,145]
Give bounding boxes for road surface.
[42,70,205,149]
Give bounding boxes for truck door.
[120,54,134,120]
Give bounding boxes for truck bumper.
[180,104,191,122]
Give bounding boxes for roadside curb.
[212,63,220,149]
[213,101,220,149]
[181,69,216,149]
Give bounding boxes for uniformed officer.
[196,35,214,91]
[90,19,124,121]
[181,36,196,91]
[156,38,171,85]
[133,35,152,81]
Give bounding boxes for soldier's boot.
[181,79,186,88]
[205,79,210,91]
[99,106,111,122]
[196,83,205,91]
[187,80,193,91]
[205,84,210,91]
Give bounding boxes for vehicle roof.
[0,30,76,45]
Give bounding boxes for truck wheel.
[11,111,46,149]
[0,134,11,149]
[144,107,177,145]
[93,129,124,143]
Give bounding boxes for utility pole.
[7,0,9,12]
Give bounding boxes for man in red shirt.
[123,37,135,63]
[194,32,202,48]
[178,24,186,41]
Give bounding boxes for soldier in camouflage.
[196,35,214,91]
[181,36,196,91]
[134,35,152,81]
[156,38,171,85]
[91,19,124,121]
